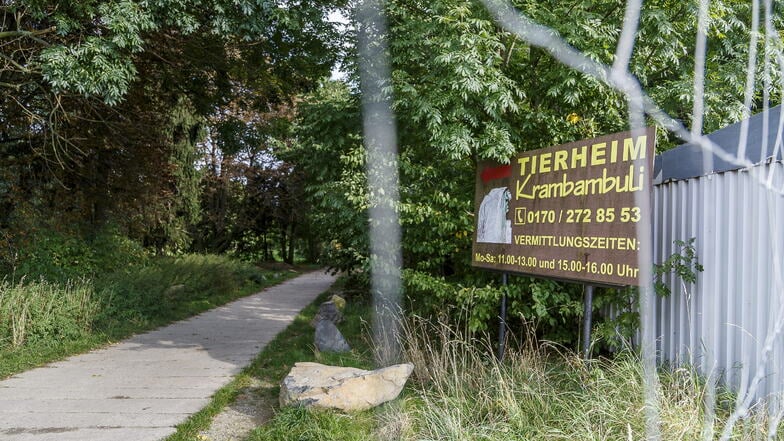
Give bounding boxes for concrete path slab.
[0,271,336,441]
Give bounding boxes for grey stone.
[279,362,414,411]
[314,320,351,353]
[311,301,343,326]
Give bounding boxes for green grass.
[0,254,300,379]
[245,283,378,441]
[248,406,377,441]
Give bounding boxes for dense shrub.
[403,269,583,343]
[11,228,147,282]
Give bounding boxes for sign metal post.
[497,272,508,361]
[582,284,594,360]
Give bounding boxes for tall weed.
[0,279,99,349]
[388,317,776,440]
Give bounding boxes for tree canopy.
[1,0,344,257]
[2,0,781,341]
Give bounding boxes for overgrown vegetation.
[3,0,779,347]
[227,291,777,440]
[2,1,781,436]
[5,227,149,282]
[0,253,295,379]
[1,0,345,264]
[0,279,98,349]
[385,318,775,440]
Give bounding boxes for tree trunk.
[262,232,269,261]
[307,235,319,263]
[286,222,296,264]
[279,227,287,263]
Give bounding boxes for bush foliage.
[9,228,148,282]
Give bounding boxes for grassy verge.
[0,254,301,379]
[166,277,378,441]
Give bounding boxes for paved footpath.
[0,271,337,441]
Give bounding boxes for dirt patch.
[198,378,277,441]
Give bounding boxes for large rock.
[314,320,351,353]
[279,362,414,411]
[311,301,343,325]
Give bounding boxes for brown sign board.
[471,128,655,286]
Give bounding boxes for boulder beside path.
[279,362,414,411]
[314,319,351,353]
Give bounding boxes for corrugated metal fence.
[652,160,784,402]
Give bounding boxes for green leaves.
[595,239,705,350]
[389,0,523,161]
[40,39,137,104]
[3,0,344,258]
[653,238,704,298]
[37,1,155,104]
[403,269,501,332]
[285,0,779,344]
[99,1,155,49]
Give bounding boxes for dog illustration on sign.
[477,187,512,244]
[476,163,513,244]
